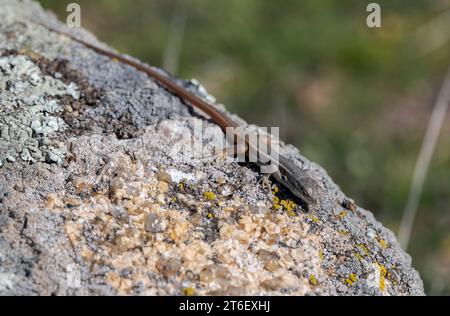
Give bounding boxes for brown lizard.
[38,22,323,208]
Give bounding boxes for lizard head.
[289,176,321,208]
[275,171,322,208]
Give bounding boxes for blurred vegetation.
[38,0,450,294]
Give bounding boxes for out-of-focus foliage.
[39,0,450,294]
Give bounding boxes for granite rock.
[0,0,424,296]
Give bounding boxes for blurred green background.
[38,0,450,295]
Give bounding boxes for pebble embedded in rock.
[145,213,167,233]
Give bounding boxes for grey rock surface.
[0,0,424,295]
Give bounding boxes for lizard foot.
[258,174,272,191]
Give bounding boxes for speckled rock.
[0,0,424,296]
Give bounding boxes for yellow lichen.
[178,182,185,191]
[272,203,282,210]
[203,191,216,201]
[272,196,297,214]
[377,238,388,249]
[354,253,363,260]
[287,209,296,217]
[338,210,348,219]
[283,199,296,212]
[272,196,281,210]
[359,244,370,255]
[309,275,318,286]
[345,273,358,286]
[183,287,195,296]
[377,263,388,291]
[380,275,386,291]
[318,250,324,261]
[308,215,320,223]
[207,212,214,219]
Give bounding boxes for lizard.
[36,22,323,208]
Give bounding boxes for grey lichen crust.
[0,0,424,296]
[0,54,75,166]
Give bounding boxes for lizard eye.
[302,187,312,198]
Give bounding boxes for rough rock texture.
[0,0,424,296]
